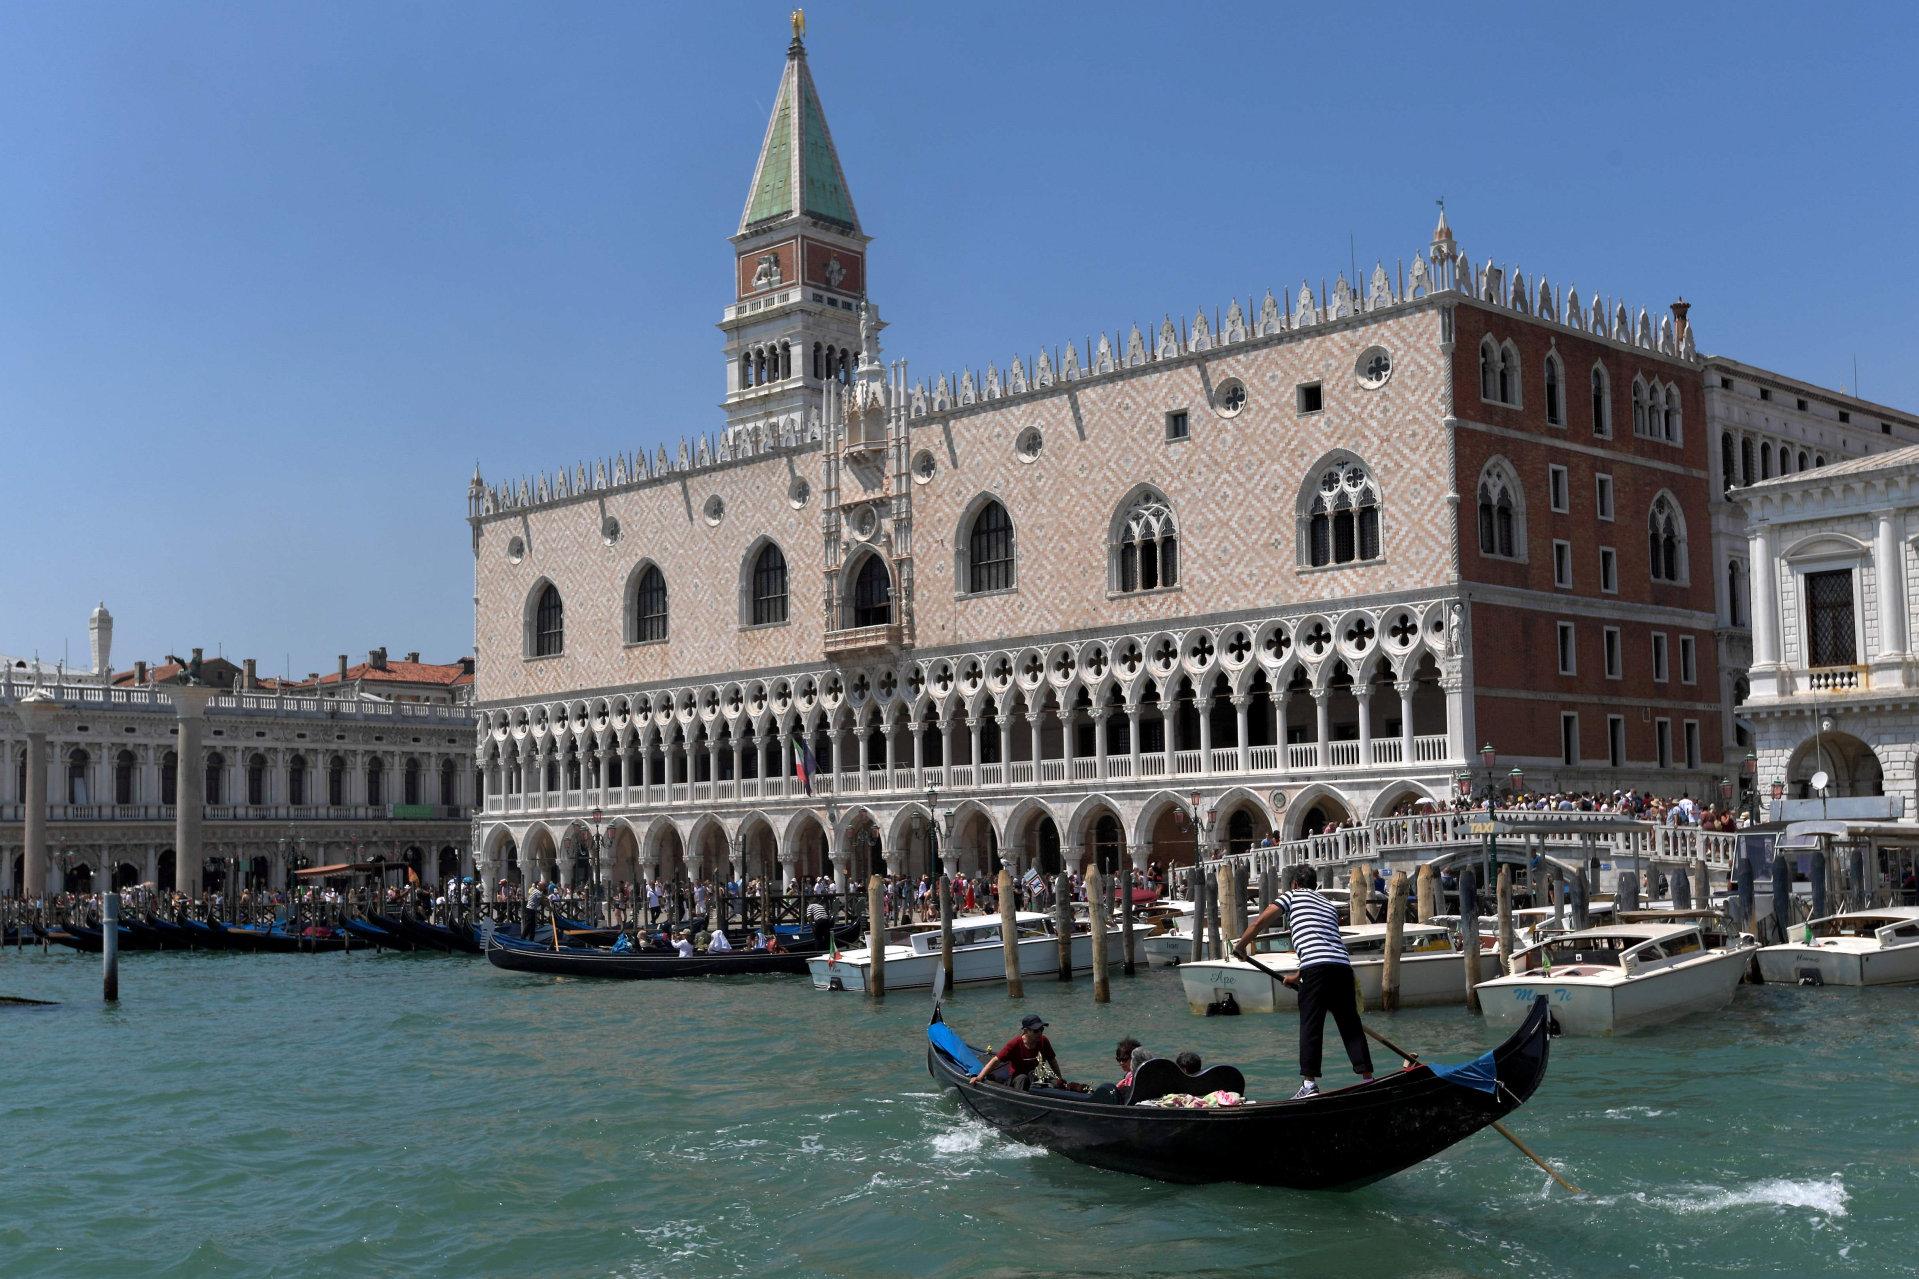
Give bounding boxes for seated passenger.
[708,928,733,953]
[671,932,694,958]
[969,1014,1063,1091]
[1113,1037,1143,1085]
[1176,1051,1203,1075]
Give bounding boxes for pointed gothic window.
[1663,385,1682,442]
[1591,364,1612,437]
[1115,489,1179,591]
[1648,493,1685,583]
[966,499,1015,593]
[1544,352,1564,425]
[849,554,893,627]
[1477,462,1523,560]
[750,543,788,625]
[531,583,564,657]
[1304,462,1382,567]
[1498,342,1520,405]
[630,564,668,643]
[1479,336,1498,401]
[1632,377,1649,436]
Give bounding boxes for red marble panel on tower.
[737,238,799,298]
[803,241,863,296]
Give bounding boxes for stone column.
[1091,707,1109,778]
[1749,524,1780,668]
[1056,706,1074,769]
[1160,698,1179,765]
[967,717,981,772]
[911,718,925,773]
[1232,695,1250,773]
[1028,707,1043,771]
[162,684,219,896]
[1874,509,1909,661]
[1355,688,1374,765]
[779,852,797,895]
[1398,680,1417,764]
[15,692,57,900]
[1196,693,1212,762]
[1312,689,1331,767]
[1126,703,1141,773]
[999,713,1014,775]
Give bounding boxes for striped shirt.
[1278,890,1349,969]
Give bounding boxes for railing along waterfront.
[1202,809,1741,878]
[0,802,472,824]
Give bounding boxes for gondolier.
[1233,865,1373,1099]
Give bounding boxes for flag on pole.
[828,931,841,964]
[792,737,817,796]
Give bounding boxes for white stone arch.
[1282,783,1359,840]
[1367,780,1439,821]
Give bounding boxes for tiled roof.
[310,659,475,688]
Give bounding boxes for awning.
[294,862,408,878]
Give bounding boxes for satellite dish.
[1810,770,1830,792]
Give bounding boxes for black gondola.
[485,926,858,979]
[925,995,1554,1190]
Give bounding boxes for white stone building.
[2,607,478,898]
[1735,443,1919,817]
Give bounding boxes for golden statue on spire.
[791,9,805,40]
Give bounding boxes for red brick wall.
[1450,302,1721,774]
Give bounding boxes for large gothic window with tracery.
[1305,462,1381,567]
[1116,490,1179,592]
[966,499,1015,593]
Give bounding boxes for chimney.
[1670,297,1691,343]
[337,654,349,682]
[133,659,148,685]
[191,647,204,669]
[405,651,420,664]
[369,647,387,670]
[243,658,257,690]
[460,657,475,675]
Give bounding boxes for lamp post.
[588,806,605,905]
[1454,743,1504,889]
[1742,752,1760,826]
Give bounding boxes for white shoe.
[1291,1080,1320,1100]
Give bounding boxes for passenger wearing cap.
[969,1014,1064,1090]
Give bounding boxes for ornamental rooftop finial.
[791,8,805,49]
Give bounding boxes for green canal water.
[0,949,1909,1278]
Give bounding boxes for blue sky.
[3,1,1913,677]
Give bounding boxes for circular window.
[788,476,811,509]
[703,495,726,526]
[1016,428,1043,463]
[505,536,525,563]
[852,505,879,540]
[911,449,937,484]
[1213,376,1248,418]
[1356,346,1393,389]
[601,517,620,546]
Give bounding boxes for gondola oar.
[1233,946,1584,1196]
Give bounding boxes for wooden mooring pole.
[1120,864,1137,976]
[1088,866,1110,1003]
[1380,871,1408,1012]
[1459,866,1483,1014]
[1054,871,1074,982]
[937,874,956,995]
[1416,862,1438,923]
[1496,865,1514,977]
[866,874,886,998]
[102,891,120,1003]
[997,867,1024,998]
[1189,870,1207,964]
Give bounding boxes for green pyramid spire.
[740,33,860,234]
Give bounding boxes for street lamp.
[1718,775,1734,806]
[1507,766,1525,798]
[1742,752,1760,825]
[924,786,947,877]
[588,806,605,899]
[1480,742,1498,771]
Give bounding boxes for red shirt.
[996,1032,1055,1074]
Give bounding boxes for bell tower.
[721,14,876,447]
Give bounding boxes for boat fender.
[828,976,845,992]
[1205,992,1241,1017]
[1546,1012,1563,1038]
[1794,967,1824,987]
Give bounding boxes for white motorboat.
[1432,903,1618,951]
[1177,923,1467,1013]
[1754,907,1919,986]
[1476,924,1752,1035]
[806,911,1120,992]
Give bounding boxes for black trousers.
[1295,963,1373,1080]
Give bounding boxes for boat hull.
[1754,940,1919,987]
[487,932,818,978]
[809,928,1117,992]
[1478,948,1749,1034]
[927,997,1553,1188]
[1179,952,1472,1014]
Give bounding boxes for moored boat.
[486,929,843,978]
[925,994,1554,1188]
[1178,923,1469,1013]
[1753,907,1919,986]
[1476,923,1752,1034]
[808,911,1119,992]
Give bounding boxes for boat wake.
[1632,1175,1850,1217]
[928,1123,1042,1160]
